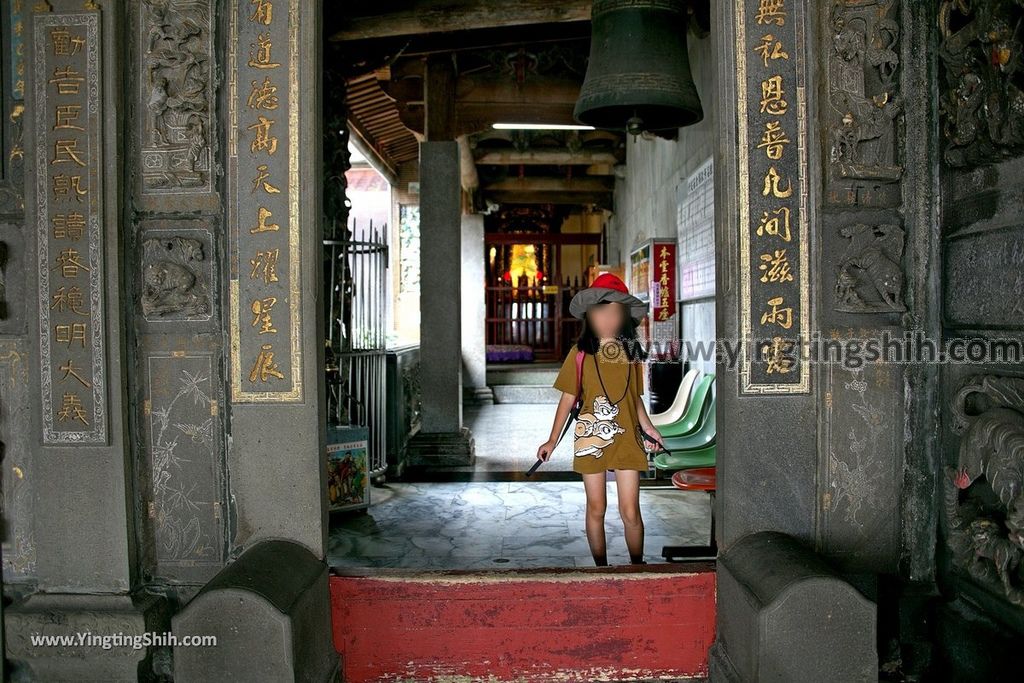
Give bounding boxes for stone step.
[486,363,560,386]
[491,384,562,404]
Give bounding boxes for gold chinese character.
[762,166,793,198]
[53,174,88,201]
[54,104,84,131]
[247,115,278,155]
[249,0,274,25]
[49,66,85,95]
[248,343,285,383]
[758,249,793,283]
[247,76,279,110]
[251,296,278,334]
[250,248,280,283]
[251,164,281,194]
[754,34,789,67]
[248,33,281,69]
[51,285,87,315]
[58,359,91,388]
[759,75,788,116]
[249,206,280,234]
[757,120,791,160]
[760,296,793,329]
[57,392,89,425]
[757,207,791,242]
[52,212,86,240]
[764,337,795,374]
[755,0,786,26]
[52,139,87,167]
[51,27,85,56]
[55,322,87,347]
[53,248,90,278]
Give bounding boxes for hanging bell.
[574,0,704,133]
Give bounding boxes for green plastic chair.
[657,374,714,438]
[653,443,716,470]
[662,394,715,452]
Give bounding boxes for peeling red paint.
[330,564,716,683]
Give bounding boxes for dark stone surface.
[711,531,877,683]
[172,540,339,682]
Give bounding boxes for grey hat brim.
[569,287,648,322]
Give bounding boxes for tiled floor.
[328,480,713,569]
[463,402,575,472]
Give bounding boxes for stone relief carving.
[939,0,1024,167]
[945,374,1024,606]
[148,363,218,564]
[141,235,211,320]
[139,0,213,192]
[827,367,890,531]
[834,222,906,313]
[826,0,903,203]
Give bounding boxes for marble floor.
[328,480,713,569]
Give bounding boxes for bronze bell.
[574,0,704,133]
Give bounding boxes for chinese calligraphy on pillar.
[8,0,26,100]
[33,9,108,443]
[737,0,810,394]
[650,240,677,359]
[228,0,301,402]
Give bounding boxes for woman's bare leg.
[615,469,645,564]
[582,471,608,566]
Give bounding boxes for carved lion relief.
[834,222,906,313]
[140,235,211,320]
[946,375,1024,607]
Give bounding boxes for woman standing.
[536,274,662,566]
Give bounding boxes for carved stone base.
[463,385,495,406]
[172,540,339,682]
[4,592,171,683]
[406,427,476,467]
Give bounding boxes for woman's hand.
[640,423,664,453]
[536,439,557,462]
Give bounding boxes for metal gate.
[485,275,584,362]
[324,220,388,477]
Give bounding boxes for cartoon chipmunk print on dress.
[573,395,626,458]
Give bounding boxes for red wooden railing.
[485,275,584,361]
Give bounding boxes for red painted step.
[330,563,716,683]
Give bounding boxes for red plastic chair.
[661,467,717,561]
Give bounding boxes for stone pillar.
[407,141,474,466]
[461,213,492,404]
[4,2,169,678]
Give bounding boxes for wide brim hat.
[569,273,647,323]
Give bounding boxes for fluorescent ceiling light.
[492,123,595,130]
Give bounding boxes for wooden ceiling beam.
[482,177,613,193]
[475,150,620,166]
[329,1,592,42]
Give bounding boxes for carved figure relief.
[826,0,903,203]
[939,0,1024,167]
[139,0,213,192]
[141,235,211,320]
[0,103,25,212]
[946,375,1024,606]
[834,222,906,313]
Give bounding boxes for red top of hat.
[590,272,630,294]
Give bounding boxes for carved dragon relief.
[139,0,213,193]
[826,0,903,205]
[834,222,906,313]
[946,374,1024,607]
[939,0,1024,167]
